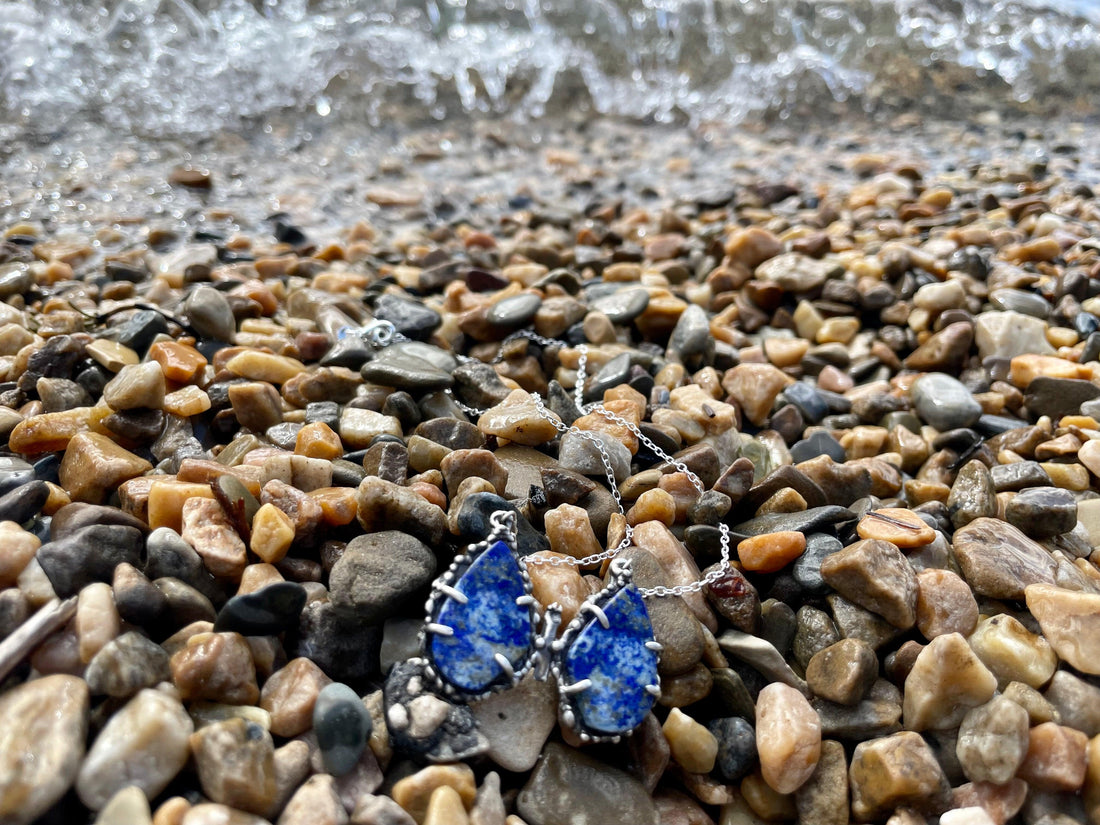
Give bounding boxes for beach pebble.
[185,286,237,342]
[662,708,717,774]
[93,786,153,825]
[76,687,192,810]
[182,497,248,579]
[277,775,347,825]
[736,531,806,573]
[1016,722,1089,792]
[721,364,792,427]
[313,683,372,777]
[1004,487,1077,538]
[0,674,88,824]
[707,717,758,783]
[806,638,878,706]
[470,674,557,773]
[903,632,997,731]
[516,742,659,825]
[189,719,278,816]
[755,682,821,794]
[259,657,331,737]
[329,531,435,624]
[974,310,1054,360]
[85,630,171,697]
[170,631,260,704]
[955,694,1030,785]
[59,431,153,504]
[215,581,307,636]
[849,731,950,820]
[794,739,849,825]
[910,373,982,431]
[392,764,476,823]
[952,518,1058,599]
[819,538,917,629]
[37,523,144,597]
[1025,583,1100,675]
[914,568,979,639]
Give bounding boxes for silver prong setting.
[558,678,593,695]
[436,584,468,604]
[425,623,454,637]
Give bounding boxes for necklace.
[354,321,734,741]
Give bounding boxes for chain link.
[362,324,734,597]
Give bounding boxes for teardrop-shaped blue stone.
[562,585,658,736]
[428,540,532,694]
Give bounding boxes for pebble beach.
[4,109,1100,825]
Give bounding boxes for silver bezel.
[419,526,541,701]
[550,558,662,744]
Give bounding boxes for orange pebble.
[410,481,447,510]
[737,531,807,573]
[856,507,935,548]
[308,486,358,526]
[294,422,344,460]
[149,341,208,384]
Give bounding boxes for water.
[2,0,1099,140]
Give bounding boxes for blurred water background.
[2,0,1099,141]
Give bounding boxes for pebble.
[903,632,997,731]
[1017,722,1089,792]
[952,518,1058,599]
[819,538,918,629]
[215,581,307,636]
[849,731,950,820]
[707,717,758,784]
[516,742,659,825]
[329,531,436,623]
[805,638,878,705]
[85,629,170,697]
[662,708,718,774]
[956,695,1031,784]
[736,531,806,573]
[94,786,153,825]
[754,682,821,794]
[914,568,979,639]
[910,373,983,431]
[189,718,277,816]
[59,431,153,504]
[392,764,476,823]
[76,687,192,810]
[947,459,997,528]
[278,775,348,825]
[0,674,88,824]
[1025,583,1100,675]
[259,656,331,737]
[794,739,849,825]
[37,523,144,597]
[470,674,558,772]
[185,285,237,342]
[170,631,260,704]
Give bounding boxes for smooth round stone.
[0,480,49,524]
[1075,311,1100,338]
[214,581,308,636]
[361,349,453,392]
[791,533,841,597]
[487,293,542,328]
[667,304,712,361]
[707,716,757,783]
[313,682,372,776]
[989,288,1050,319]
[373,294,442,340]
[85,631,171,698]
[1004,487,1077,539]
[583,352,632,402]
[910,373,982,431]
[0,456,35,496]
[590,287,650,323]
[184,286,236,342]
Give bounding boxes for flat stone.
[1026,583,1100,675]
[182,497,248,579]
[819,538,917,629]
[590,287,650,323]
[952,517,1058,599]
[989,460,1052,491]
[516,742,659,825]
[329,531,436,624]
[477,389,562,446]
[361,348,454,392]
[76,688,192,810]
[718,629,806,693]
[0,674,88,824]
[215,581,307,636]
[903,632,998,731]
[734,505,855,537]
[813,679,903,740]
[1025,376,1100,419]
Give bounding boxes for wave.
[2,0,1099,138]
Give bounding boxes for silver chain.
[355,322,734,598]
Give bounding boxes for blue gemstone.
[562,585,658,736]
[428,540,532,694]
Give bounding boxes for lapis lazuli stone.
[562,585,658,736]
[428,540,532,694]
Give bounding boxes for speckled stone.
[560,583,659,737]
[806,639,878,706]
[819,539,917,629]
[428,539,533,696]
[952,518,1058,599]
[755,682,822,795]
[329,531,436,625]
[956,695,1030,784]
[849,731,950,820]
